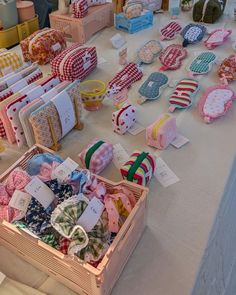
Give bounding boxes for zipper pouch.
[112,104,136,134]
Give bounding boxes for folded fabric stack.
[0,152,137,266]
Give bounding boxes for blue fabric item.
[68,170,88,194]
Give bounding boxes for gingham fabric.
[72,0,89,18]
[120,151,155,186]
[51,43,97,81]
[0,51,22,77]
[160,21,182,40]
[107,63,143,95]
[78,139,113,174]
[159,44,187,71]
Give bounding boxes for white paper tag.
[52,91,76,137]
[8,190,31,212]
[113,143,129,169]
[20,228,39,239]
[52,42,61,52]
[110,33,126,49]
[77,197,104,232]
[128,122,145,135]
[154,157,180,187]
[41,88,58,103]
[52,157,78,182]
[98,57,107,65]
[2,66,13,75]
[171,133,189,148]
[25,177,55,209]
[0,272,6,285]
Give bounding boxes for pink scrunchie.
[5,168,32,196]
[0,205,19,223]
[0,184,11,205]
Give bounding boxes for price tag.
[128,122,145,136]
[77,197,104,231]
[0,272,6,285]
[154,157,180,187]
[52,157,78,182]
[52,42,61,52]
[113,143,129,169]
[8,190,31,212]
[171,133,189,148]
[25,177,55,209]
[110,34,126,49]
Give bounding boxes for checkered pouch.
[0,51,22,77]
[72,0,89,18]
[78,139,113,174]
[51,43,97,81]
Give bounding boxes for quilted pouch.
[198,85,236,123]
[78,139,113,174]
[137,40,162,64]
[72,0,89,18]
[107,63,143,97]
[181,24,206,47]
[123,2,143,19]
[218,55,236,84]
[159,44,187,71]
[51,43,97,81]
[204,29,232,49]
[160,21,182,41]
[120,150,155,186]
[146,114,177,150]
[168,78,199,112]
[0,50,22,77]
[29,81,82,149]
[112,104,136,134]
[138,72,168,104]
[188,51,217,76]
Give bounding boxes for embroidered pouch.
[138,72,168,104]
[168,78,199,112]
[112,104,136,135]
[120,150,155,186]
[159,44,187,71]
[181,24,206,47]
[146,114,177,150]
[218,54,236,84]
[160,21,182,40]
[204,29,232,49]
[137,40,162,64]
[78,139,113,174]
[198,85,236,123]
[188,51,217,76]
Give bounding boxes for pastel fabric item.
[0,205,19,223]
[123,2,143,19]
[0,184,11,205]
[20,28,66,65]
[218,55,236,83]
[0,62,32,82]
[188,52,217,76]
[107,63,143,96]
[51,43,97,81]
[51,194,110,262]
[120,150,155,186]
[137,40,162,64]
[146,114,177,150]
[168,79,199,112]
[138,72,168,103]
[29,81,81,148]
[5,168,32,196]
[159,44,187,71]
[160,21,182,40]
[198,85,236,123]
[181,24,206,47]
[78,139,113,174]
[87,0,106,6]
[204,29,232,49]
[0,50,22,77]
[112,104,136,135]
[19,81,70,147]
[6,76,60,147]
[72,0,89,18]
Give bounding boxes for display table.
[0,11,236,295]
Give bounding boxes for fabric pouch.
[72,0,89,18]
[204,29,232,49]
[159,44,187,71]
[160,21,182,40]
[188,51,217,76]
[137,40,162,64]
[181,24,206,47]
[218,54,236,84]
[112,104,136,134]
[123,2,143,19]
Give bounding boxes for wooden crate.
[49,4,114,44]
[0,144,148,295]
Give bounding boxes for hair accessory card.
[138,72,168,104]
[137,40,162,64]
[218,54,236,84]
[159,44,187,71]
[188,51,217,76]
[204,29,232,49]
[198,85,236,123]
[112,104,136,135]
[168,78,199,112]
[181,24,206,47]
[160,21,182,40]
[146,114,177,150]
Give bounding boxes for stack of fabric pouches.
[0,153,136,267]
